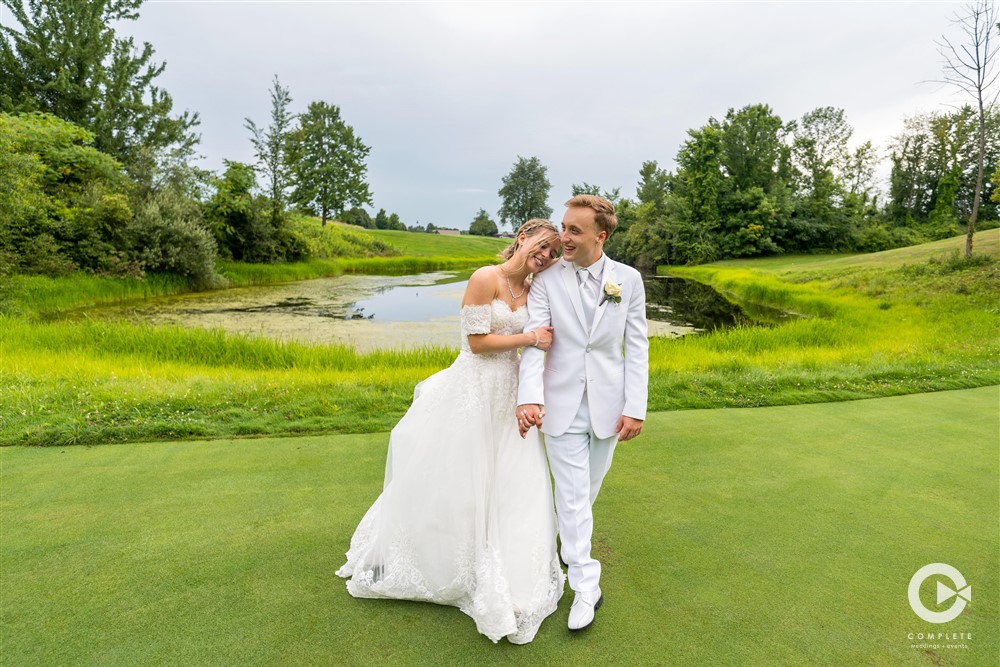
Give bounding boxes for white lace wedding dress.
[336,299,564,644]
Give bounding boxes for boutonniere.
[600,279,622,306]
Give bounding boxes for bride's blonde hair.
[500,218,560,262]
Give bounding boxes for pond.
[96,271,788,351]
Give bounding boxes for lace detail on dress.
[460,303,492,335]
[459,299,528,356]
[336,298,563,644]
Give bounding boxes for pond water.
[96,271,786,351]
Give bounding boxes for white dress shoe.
[568,588,603,631]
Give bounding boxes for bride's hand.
[532,326,553,351]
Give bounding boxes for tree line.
[493,103,999,269]
[1,0,997,287]
[0,0,400,285]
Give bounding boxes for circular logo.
[908,563,972,623]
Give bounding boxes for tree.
[205,160,259,261]
[286,100,372,226]
[791,107,854,249]
[497,156,552,229]
[245,76,294,228]
[341,207,373,228]
[636,161,672,214]
[387,213,405,231]
[0,0,199,171]
[374,208,389,230]
[992,164,1000,202]
[0,112,133,275]
[571,182,622,203]
[934,0,999,256]
[468,209,498,236]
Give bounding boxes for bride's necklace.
[501,267,526,300]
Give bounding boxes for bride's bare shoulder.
[463,266,501,306]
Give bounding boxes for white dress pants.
[544,395,617,593]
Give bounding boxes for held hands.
[530,326,553,351]
[616,416,644,442]
[515,404,545,438]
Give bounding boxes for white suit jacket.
[517,256,649,439]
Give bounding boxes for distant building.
[435,228,462,236]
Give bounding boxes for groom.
[516,194,649,631]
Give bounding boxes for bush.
[131,190,222,288]
[855,223,922,253]
[286,215,398,258]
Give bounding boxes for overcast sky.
[106,0,970,229]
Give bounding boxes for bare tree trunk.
[935,0,998,259]
[968,96,986,257]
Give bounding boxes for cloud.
[125,1,959,228]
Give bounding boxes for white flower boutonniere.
[600,279,622,306]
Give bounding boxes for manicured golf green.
[2,387,996,666]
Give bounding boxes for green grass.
[647,230,1000,409]
[697,227,999,273]
[1,231,997,447]
[359,226,510,257]
[288,215,399,259]
[0,317,453,446]
[0,222,506,319]
[2,387,996,665]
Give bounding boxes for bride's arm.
[462,267,551,355]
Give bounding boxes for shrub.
[131,190,222,288]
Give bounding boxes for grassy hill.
[702,228,999,272]
[351,225,511,257]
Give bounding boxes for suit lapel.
[560,260,589,333]
[589,260,616,337]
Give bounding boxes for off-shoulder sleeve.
[460,304,492,335]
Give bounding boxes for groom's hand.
[516,404,544,438]
[616,416,644,442]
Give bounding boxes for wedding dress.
[336,299,564,644]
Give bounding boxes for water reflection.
[643,275,793,331]
[93,271,789,351]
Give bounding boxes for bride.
[336,219,565,644]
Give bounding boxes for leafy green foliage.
[130,189,220,288]
[245,76,294,228]
[0,0,199,171]
[341,207,374,229]
[204,160,303,264]
[497,155,552,230]
[286,100,372,226]
[887,107,999,228]
[468,208,498,236]
[615,102,998,268]
[0,112,134,274]
[286,216,396,259]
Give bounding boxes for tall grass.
[643,239,1000,409]
[2,272,192,318]
[5,255,499,319]
[2,232,997,446]
[1,317,455,372]
[288,215,399,258]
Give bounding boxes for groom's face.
[560,206,606,267]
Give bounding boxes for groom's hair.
[565,195,618,237]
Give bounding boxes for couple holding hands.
[337,195,648,644]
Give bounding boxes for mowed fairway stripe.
[2,386,996,666]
